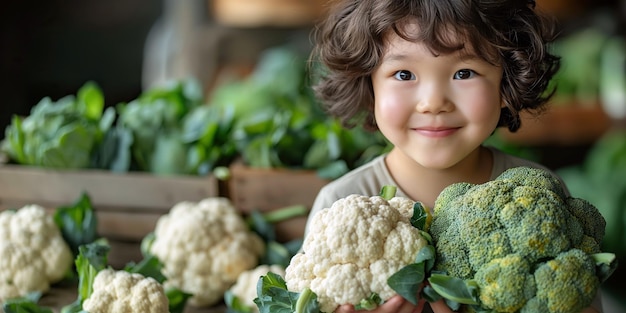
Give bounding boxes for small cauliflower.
[82,269,168,313]
[0,204,73,301]
[283,193,432,313]
[428,166,617,313]
[150,197,265,307]
[227,264,286,312]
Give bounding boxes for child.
[306,0,603,312]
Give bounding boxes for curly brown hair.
[311,0,561,132]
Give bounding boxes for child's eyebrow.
[381,52,411,63]
[381,51,481,63]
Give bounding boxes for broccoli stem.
[592,252,618,283]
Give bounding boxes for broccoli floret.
[430,182,473,241]
[474,254,536,312]
[498,185,573,260]
[428,166,617,313]
[532,249,599,313]
[496,166,568,200]
[566,197,606,245]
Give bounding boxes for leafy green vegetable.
[254,272,318,313]
[61,239,190,313]
[53,192,99,256]
[2,292,53,313]
[246,205,308,267]
[353,293,383,310]
[225,290,255,313]
[1,81,113,169]
[387,205,436,305]
[115,78,237,176]
[210,46,390,179]
[61,239,111,313]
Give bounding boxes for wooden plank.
[0,201,162,242]
[4,283,229,313]
[0,164,218,212]
[228,161,328,213]
[499,104,611,146]
[227,162,326,241]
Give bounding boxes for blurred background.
[1,0,625,311]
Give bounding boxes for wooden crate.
[227,162,329,241]
[0,163,218,269]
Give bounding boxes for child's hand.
[333,295,425,313]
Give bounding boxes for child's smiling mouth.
[412,126,460,138]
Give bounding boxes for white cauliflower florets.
[150,197,265,307]
[229,264,286,312]
[285,194,429,313]
[82,269,168,313]
[0,205,73,301]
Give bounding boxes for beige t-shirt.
[305,146,603,312]
[308,146,559,230]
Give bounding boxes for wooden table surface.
[2,284,227,313]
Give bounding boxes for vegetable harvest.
[146,197,266,307]
[60,239,190,313]
[255,187,435,313]
[0,205,74,301]
[426,166,618,313]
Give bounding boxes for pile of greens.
[1,79,239,177]
[2,46,390,180]
[208,46,391,179]
[2,82,114,169]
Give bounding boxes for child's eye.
[453,69,475,80]
[393,70,416,81]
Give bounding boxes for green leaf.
[3,302,54,313]
[2,292,53,313]
[40,124,96,169]
[53,193,99,256]
[124,255,166,284]
[61,239,110,313]
[315,160,349,180]
[77,81,104,121]
[387,262,425,305]
[379,185,398,200]
[354,293,383,310]
[224,290,255,313]
[427,274,480,305]
[166,288,192,313]
[410,202,429,230]
[254,272,305,313]
[421,285,442,303]
[415,245,436,272]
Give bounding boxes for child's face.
[371,27,504,170]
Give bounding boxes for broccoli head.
[530,249,599,313]
[474,254,536,312]
[427,166,616,313]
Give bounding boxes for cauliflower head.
[285,194,430,313]
[150,197,265,307]
[429,166,609,313]
[82,269,168,313]
[0,204,73,301]
[229,264,286,312]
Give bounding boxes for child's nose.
[415,85,453,114]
